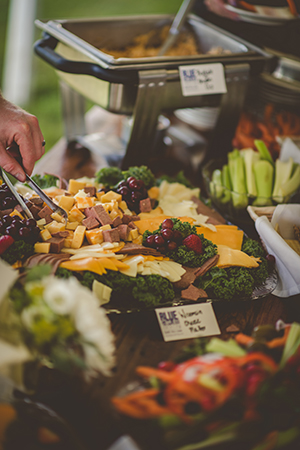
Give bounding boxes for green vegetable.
[95,167,123,189]
[194,266,255,300]
[272,157,293,202]
[221,164,232,203]
[205,338,246,357]
[157,170,194,189]
[30,174,59,189]
[254,139,274,166]
[240,148,260,197]
[210,169,224,200]
[228,150,248,209]
[280,322,300,368]
[280,163,300,199]
[122,165,156,190]
[0,240,34,265]
[56,268,175,307]
[253,160,274,206]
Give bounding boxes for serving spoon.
[158,0,196,56]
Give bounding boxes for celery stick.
[280,164,300,198]
[206,337,246,357]
[221,164,231,203]
[240,148,260,197]
[280,322,300,368]
[272,157,294,203]
[231,155,248,209]
[254,140,274,166]
[253,160,274,206]
[211,169,224,199]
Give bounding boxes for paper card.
[0,260,18,305]
[179,63,227,97]
[155,302,220,342]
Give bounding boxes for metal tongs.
[1,167,68,224]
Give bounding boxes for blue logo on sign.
[182,69,196,82]
[159,310,179,326]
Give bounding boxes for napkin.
[255,205,300,298]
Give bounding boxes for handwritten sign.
[179,63,227,97]
[155,302,220,342]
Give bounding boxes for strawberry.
[0,235,15,255]
[182,234,203,255]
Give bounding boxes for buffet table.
[28,107,300,450]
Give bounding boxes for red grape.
[154,235,165,247]
[161,219,174,230]
[172,230,183,243]
[146,235,156,247]
[18,227,31,239]
[161,228,174,241]
[167,241,178,251]
[25,218,36,228]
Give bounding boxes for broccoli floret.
[1,240,34,265]
[156,171,194,189]
[30,174,59,189]
[95,167,124,189]
[122,166,156,190]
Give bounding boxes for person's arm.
[0,93,45,182]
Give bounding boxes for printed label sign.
[155,302,220,342]
[179,63,227,97]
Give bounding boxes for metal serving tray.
[35,14,274,167]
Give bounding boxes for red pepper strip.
[112,388,170,419]
[237,352,278,373]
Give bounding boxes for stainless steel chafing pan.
[35,14,274,167]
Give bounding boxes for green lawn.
[1,0,181,150]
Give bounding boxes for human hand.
[204,0,240,20]
[0,95,45,182]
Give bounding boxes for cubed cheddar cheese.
[45,220,66,234]
[34,242,51,254]
[147,186,160,200]
[63,236,74,248]
[40,228,52,241]
[109,209,121,220]
[86,228,104,245]
[66,221,79,230]
[96,191,105,201]
[68,179,86,195]
[128,228,139,241]
[37,218,46,227]
[58,195,75,211]
[101,191,122,203]
[68,206,85,223]
[100,224,111,231]
[76,196,95,210]
[71,225,86,249]
[51,212,65,223]
[119,200,128,211]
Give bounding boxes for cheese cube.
[71,225,86,249]
[68,206,85,223]
[34,242,51,254]
[100,224,111,231]
[96,191,105,201]
[45,220,66,234]
[51,212,65,223]
[101,191,122,203]
[119,200,128,211]
[66,221,79,230]
[86,228,104,245]
[40,228,52,241]
[58,195,75,211]
[129,228,139,241]
[76,196,95,210]
[68,179,86,195]
[36,218,46,227]
[63,236,74,248]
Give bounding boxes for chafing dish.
[35,14,274,167]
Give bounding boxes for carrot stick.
[235,333,255,347]
[267,325,291,349]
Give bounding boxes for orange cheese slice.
[196,225,244,250]
[216,245,260,268]
[134,216,195,235]
[60,256,129,276]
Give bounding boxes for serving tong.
[1,167,68,224]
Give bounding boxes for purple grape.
[5,225,18,238]
[161,228,174,241]
[2,215,13,225]
[18,227,31,239]
[154,235,165,247]
[146,235,156,247]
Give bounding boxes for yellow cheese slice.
[216,245,260,268]
[60,256,129,276]
[134,215,195,235]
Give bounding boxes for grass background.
[0,0,181,150]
